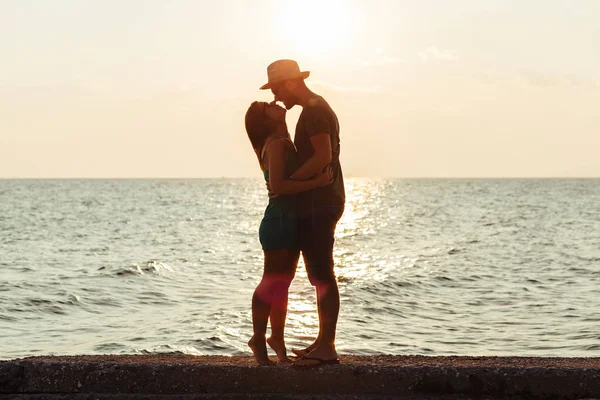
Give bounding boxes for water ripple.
[1,178,599,359]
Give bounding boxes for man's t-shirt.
[294,96,345,214]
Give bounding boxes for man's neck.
[296,88,318,107]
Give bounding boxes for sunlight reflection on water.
[1,178,600,359]
[284,179,388,340]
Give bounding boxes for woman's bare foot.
[267,336,291,363]
[248,336,274,366]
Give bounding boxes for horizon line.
[1,176,599,180]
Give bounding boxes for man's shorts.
[297,205,344,286]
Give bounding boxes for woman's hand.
[314,165,334,187]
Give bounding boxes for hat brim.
[259,71,310,90]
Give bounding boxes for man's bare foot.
[248,336,274,366]
[291,342,318,358]
[267,336,291,363]
[293,344,337,367]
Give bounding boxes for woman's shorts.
[259,214,299,251]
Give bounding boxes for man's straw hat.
[260,59,310,90]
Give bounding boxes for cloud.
[477,69,600,89]
[354,56,406,67]
[355,46,459,68]
[520,70,600,88]
[418,46,459,62]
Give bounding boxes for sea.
[1,178,599,360]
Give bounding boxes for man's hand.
[314,165,334,187]
[266,180,280,198]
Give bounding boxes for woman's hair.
[245,101,275,151]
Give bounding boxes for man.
[260,59,345,366]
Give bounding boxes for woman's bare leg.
[248,272,275,366]
[267,250,299,362]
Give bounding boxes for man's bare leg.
[291,288,322,357]
[293,209,343,364]
[294,280,339,364]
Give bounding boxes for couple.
[244,60,345,367]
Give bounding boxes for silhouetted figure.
[244,100,332,365]
[260,59,345,367]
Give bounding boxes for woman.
[244,101,332,365]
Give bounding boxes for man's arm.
[289,134,332,180]
[266,139,332,195]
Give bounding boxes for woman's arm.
[265,139,331,195]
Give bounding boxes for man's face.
[270,81,296,110]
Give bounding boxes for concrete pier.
[1,355,600,399]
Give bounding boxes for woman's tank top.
[260,136,299,219]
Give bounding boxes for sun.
[274,0,355,56]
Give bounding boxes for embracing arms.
[288,134,332,181]
[265,138,332,196]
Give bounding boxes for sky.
[1,0,599,178]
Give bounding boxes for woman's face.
[263,102,286,123]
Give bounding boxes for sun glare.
[274,0,355,56]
